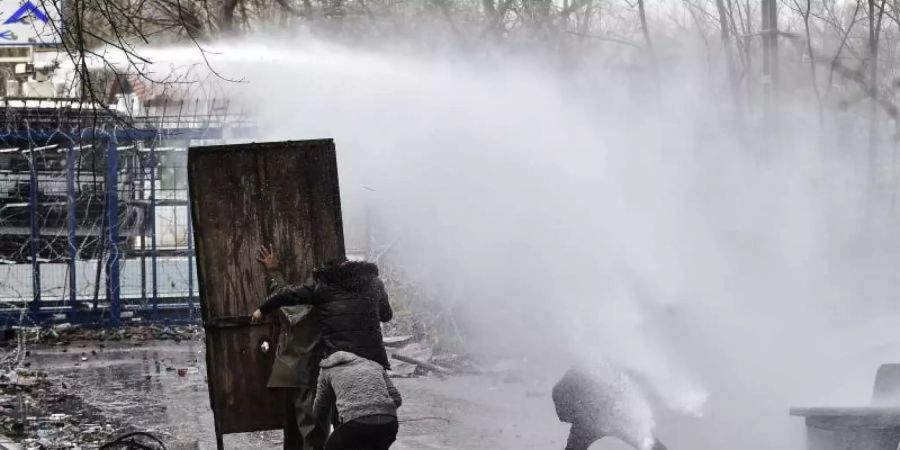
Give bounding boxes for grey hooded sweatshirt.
[313,351,402,424]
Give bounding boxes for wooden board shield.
[187,139,345,445]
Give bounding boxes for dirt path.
[19,340,575,449]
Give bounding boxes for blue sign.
[0,0,60,45]
[3,1,49,25]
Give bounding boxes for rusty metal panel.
[188,139,345,438]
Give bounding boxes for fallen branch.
[391,353,455,374]
[398,416,452,424]
[383,335,414,348]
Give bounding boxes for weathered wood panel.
[188,139,345,439]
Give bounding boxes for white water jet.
[79,36,900,449]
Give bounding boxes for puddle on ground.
[26,341,281,449]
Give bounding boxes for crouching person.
[314,351,402,450]
[553,365,667,450]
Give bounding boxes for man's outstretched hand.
[253,245,279,323]
[256,244,280,270]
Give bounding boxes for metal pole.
[66,147,78,322]
[149,146,159,320]
[105,138,121,327]
[138,145,147,307]
[27,145,41,317]
[187,209,194,322]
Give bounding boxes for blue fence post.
[105,138,121,327]
[187,211,194,322]
[139,175,147,307]
[66,147,78,322]
[27,145,41,318]
[149,146,159,320]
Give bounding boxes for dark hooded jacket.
[260,261,393,369]
[552,364,668,450]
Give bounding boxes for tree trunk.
[797,0,823,125]
[866,0,883,203]
[637,0,651,48]
[483,0,496,20]
[221,0,238,33]
[579,0,594,38]
[715,0,742,119]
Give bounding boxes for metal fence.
[0,101,252,327]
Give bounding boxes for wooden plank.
[205,325,280,433]
[188,139,345,438]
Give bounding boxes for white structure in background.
[0,0,66,99]
[51,46,240,249]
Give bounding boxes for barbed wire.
[0,71,247,341]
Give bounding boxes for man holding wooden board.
[252,246,399,450]
[256,245,330,450]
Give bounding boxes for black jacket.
[552,365,669,450]
[260,261,393,369]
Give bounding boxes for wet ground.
[21,340,578,449]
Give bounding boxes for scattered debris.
[384,340,480,377]
[0,368,127,448]
[382,335,414,348]
[0,325,464,447]
[431,353,481,373]
[15,325,203,346]
[51,324,72,333]
[387,342,433,377]
[392,353,454,375]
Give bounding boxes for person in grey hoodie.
[313,351,402,450]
